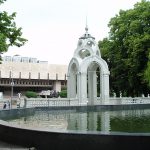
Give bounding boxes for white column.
[101,72,109,104]
[67,75,71,99]
[79,72,87,105]
[100,71,103,103]
[103,73,110,104]
[68,72,76,98]
[88,71,93,105]
[88,71,97,105]
[77,72,80,100]
[93,71,97,103]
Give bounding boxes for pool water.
[6,109,150,133]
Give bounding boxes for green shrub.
[25,91,37,98]
[61,86,67,91]
[59,90,67,98]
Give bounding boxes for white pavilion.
[67,25,110,105]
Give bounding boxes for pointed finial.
[85,16,88,33]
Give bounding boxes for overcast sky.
[1,0,141,65]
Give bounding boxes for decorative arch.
[67,58,79,99]
[79,56,110,105]
[80,56,109,74]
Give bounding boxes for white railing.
[1,97,150,109]
[109,97,150,105]
[25,97,150,107]
[25,98,78,108]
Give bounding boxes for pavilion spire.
[85,16,88,33]
[79,17,95,40]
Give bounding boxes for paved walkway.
[0,140,30,149]
[0,100,36,149]
[0,103,19,110]
[0,141,37,149]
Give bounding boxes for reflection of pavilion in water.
[7,109,150,132]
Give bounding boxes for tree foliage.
[0,0,27,57]
[99,0,150,97]
[0,0,6,4]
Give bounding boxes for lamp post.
[10,56,15,109]
[10,77,14,109]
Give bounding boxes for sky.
[1,0,141,65]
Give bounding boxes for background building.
[0,55,67,98]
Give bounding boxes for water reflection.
[7,109,150,133]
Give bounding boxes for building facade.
[0,56,67,97]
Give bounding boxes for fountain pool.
[5,108,150,133]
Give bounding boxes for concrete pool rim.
[0,104,150,150]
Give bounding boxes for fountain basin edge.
[0,105,150,150]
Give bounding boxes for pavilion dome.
[73,26,101,61]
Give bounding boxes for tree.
[0,0,6,4]
[99,0,150,97]
[144,52,150,86]
[0,0,27,59]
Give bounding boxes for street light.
[10,56,16,109]
[10,74,14,109]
